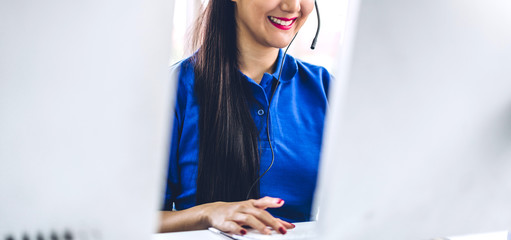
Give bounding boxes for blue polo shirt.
[163,50,331,222]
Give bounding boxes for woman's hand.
[201,196,295,235]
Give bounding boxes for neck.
[237,34,279,84]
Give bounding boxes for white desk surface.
[153,222,509,240]
[153,228,225,240]
[153,222,312,240]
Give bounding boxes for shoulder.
[168,56,199,118]
[169,56,196,92]
[295,58,331,81]
[288,55,332,92]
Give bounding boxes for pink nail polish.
[277,199,283,204]
[291,223,296,228]
[240,229,247,235]
[279,227,287,235]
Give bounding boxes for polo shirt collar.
[240,49,299,85]
[271,49,298,83]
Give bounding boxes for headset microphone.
[310,0,321,50]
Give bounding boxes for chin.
[273,43,290,49]
[268,38,295,49]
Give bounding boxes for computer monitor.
[0,1,175,239]
[315,0,511,239]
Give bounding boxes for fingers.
[242,207,287,234]
[277,218,295,229]
[252,196,285,209]
[232,213,272,235]
[218,220,248,236]
[205,198,289,236]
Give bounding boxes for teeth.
[270,16,293,26]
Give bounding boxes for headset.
[246,0,321,199]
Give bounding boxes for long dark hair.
[192,0,260,204]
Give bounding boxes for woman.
[159,0,331,236]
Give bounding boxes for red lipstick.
[268,16,297,30]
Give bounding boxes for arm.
[158,197,295,235]
[159,205,209,232]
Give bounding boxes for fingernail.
[240,229,247,235]
[279,227,287,235]
[277,199,283,204]
[291,223,296,228]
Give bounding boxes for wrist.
[195,202,213,228]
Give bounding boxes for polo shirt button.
[257,109,265,116]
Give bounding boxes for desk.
[153,228,224,240]
[153,222,509,240]
[153,222,313,240]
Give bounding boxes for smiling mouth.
[268,16,297,30]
